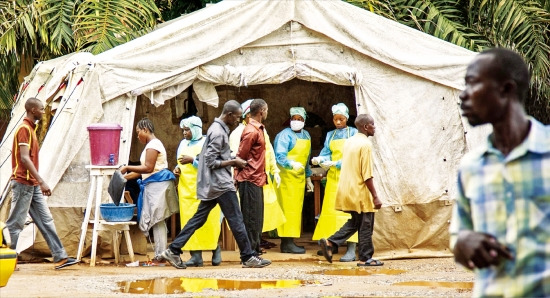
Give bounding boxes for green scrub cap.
[290,107,307,120]
[332,103,349,119]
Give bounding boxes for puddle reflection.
[393,281,474,289]
[310,268,406,276]
[118,277,310,294]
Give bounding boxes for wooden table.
[310,174,325,218]
[76,165,135,266]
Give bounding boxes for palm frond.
[345,0,550,122]
[0,52,19,121]
[388,0,492,51]
[74,0,160,54]
[39,0,77,54]
[0,0,38,54]
[472,0,550,108]
[345,0,401,21]
[538,0,550,11]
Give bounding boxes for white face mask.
[290,120,305,131]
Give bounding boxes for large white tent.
[0,0,487,258]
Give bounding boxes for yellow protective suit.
[262,131,286,232]
[276,136,311,238]
[312,130,358,242]
[177,138,221,250]
[231,124,285,232]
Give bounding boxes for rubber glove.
[290,161,305,172]
[311,156,321,165]
[320,160,335,171]
[306,177,314,192]
[274,172,281,188]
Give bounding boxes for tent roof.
[92,0,474,103]
[0,0,486,259]
[1,0,479,198]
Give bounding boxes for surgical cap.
[180,115,203,141]
[241,99,254,118]
[332,103,349,119]
[290,107,307,120]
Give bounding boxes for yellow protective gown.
[177,138,221,250]
[262,131,286,232]
[276,135,311,238]
[180,277,218,292]
[312,129,358,242]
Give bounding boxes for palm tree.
[2,0,549,123]
[346,0,550,123]
[0,0,219,124]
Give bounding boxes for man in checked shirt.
[450,48,550,297]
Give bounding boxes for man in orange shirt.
[7,97,78,269]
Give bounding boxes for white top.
[229,122,245,156]
[140,138,168,180]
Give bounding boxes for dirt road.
[1,252,473,297]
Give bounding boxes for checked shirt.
[450,117,550,297]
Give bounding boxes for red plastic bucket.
[87,123,122,166]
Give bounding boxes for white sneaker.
[160,249,186,269]
[242,255,271,268]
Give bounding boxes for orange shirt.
[235,118,267,187]
[12,118,40,186]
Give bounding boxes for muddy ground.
[1,243,474,298]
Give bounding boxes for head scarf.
[180,115,203,141]
[289,107,307,120]
[241,99,254,118]
[332,103,349,119]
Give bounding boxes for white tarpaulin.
[0,0,490,258]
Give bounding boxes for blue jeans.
[7,181,68,262]
[169,191,255,262]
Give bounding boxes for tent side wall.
[0,0,490,259]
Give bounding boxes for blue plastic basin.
[99,203,135,222]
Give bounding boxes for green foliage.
[0,0,225,115]
[40,0,76,54]
[345,0,550,123]
[1,0,548,123]
[345,0,400,20]
[390,0,493,51]
[0,0,162,118]
[156,0,222,21]
[74,0,159,54]
[0,52,19,118]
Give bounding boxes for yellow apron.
[262,133,286,231]
[180,277,218,292]
[177,138,221,250]
[276,132,310,238]
[312,128,358,242]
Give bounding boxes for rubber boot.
[185,250,204,267]
[280,237,306,254]
[339,242,357,262]
[212,244,222,266]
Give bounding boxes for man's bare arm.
[365,177,381,209]
[19,145,51,196]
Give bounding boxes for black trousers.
[328,212,375,262]
[238,181,264,253]
[168,191,255,262]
